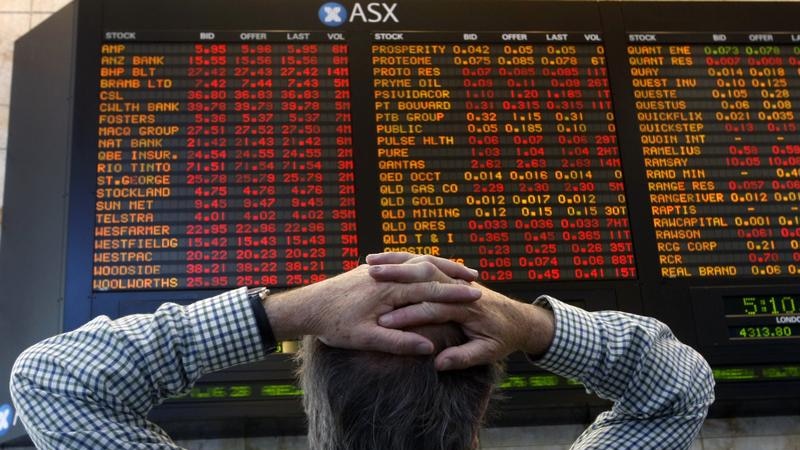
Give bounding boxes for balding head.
[296,323,504,450]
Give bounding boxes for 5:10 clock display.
[724,294,798,317]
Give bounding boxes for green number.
[230,386,252,398]
[743,297,757,315]
[737,326,793,339]
[769,297,779,315]
[781,296,797,314]
[772,326,792,337]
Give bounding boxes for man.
[9,253,714,449]
[365,253,716,449]
[297,323,505,450]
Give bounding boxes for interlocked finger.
[379,301,471,328]
[367,252,479,282]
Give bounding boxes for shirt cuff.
[186,287,266,373]
[528,295,602,382]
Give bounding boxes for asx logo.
[319,2,399,27]
[0,404,13,437]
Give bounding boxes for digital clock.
[724,295,799,317]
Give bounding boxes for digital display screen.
[88,29,800,290]
[724,294,799,340]
[91,31,640,290]
[629,34,800,279]
[174,363,800,402]
[724,294,799,316]
[372,33,637,282]
[729,325,798,340]
[93,33,359,290]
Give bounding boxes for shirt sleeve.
[9,287,268,450]
[531,296,715,450]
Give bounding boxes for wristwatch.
[247,286,270,302]
[246,287,278,354]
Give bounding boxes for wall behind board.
[0,0,74,229]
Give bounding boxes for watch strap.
[246,287,278,354]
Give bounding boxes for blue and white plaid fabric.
[534,296,715,449]
[10,288,262,449]
[10,289,714,449]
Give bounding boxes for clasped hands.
[264,252,554,371]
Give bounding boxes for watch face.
[248,287,269,300]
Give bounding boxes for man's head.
[296,323,504,450]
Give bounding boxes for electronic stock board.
[2,0,800,442]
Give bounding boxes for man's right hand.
[367,252,556,371]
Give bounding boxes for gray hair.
[296,324,504,450]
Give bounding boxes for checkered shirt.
[10,289,714,449]
[534,295,715,449]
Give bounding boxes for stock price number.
[730,325,798,340]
